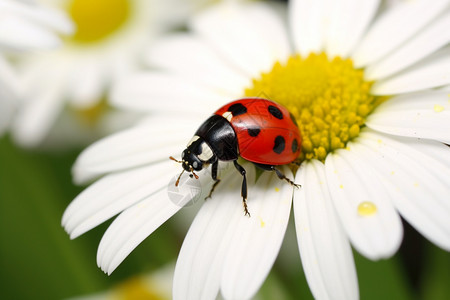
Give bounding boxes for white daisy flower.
[63,1,450,299]
[0,0,72,135]
[9,0,214,147]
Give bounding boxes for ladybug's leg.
[272,167,301,188]
[233,160,250,217]
[206,161,220,199]
[253,163,300,188]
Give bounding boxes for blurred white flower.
[0,0,72,136]
[67,262,275,300]
[63,0,450,299]
[10,0,216,147]
[68,264,175,300]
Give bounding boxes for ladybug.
[170,98,301,216]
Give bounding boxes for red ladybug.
[171,98,301,216]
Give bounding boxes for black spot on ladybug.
[290,112,298,127]
[268,105,283,119]
[292,138,298,153]
[273,135,286,154]
[228,103,247,116]
[247,127,261,137]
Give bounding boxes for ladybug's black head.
[170,135,216,186]
[182,135,215,172]
[181,149,203,172]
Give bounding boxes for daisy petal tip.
[61,18,75,35]
[66,223,88,240]
[356,233,403,262]
[61,213,69,228]
[71,167,98,186]
[106,261,120,276]
[97,259,109,274]
[42,6,75,35]
[68,232,79,240]
[71,166,85,185]
[96,254,103,269]
[101,266,109,275]
[61,222,72,236]
[442,242,450,252]
[62,226,71,238]
[68,226,87,240]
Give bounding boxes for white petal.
[144,34,249,96]
[32,7,73,35]
[190,1,290,77]
[366,91,450,144]
[0,87,14,135]
[294,160,358,300]
[437,84,450,91]
[11,67,66,147]
[109,54,136,84]
[0,15,61,50]
[0,56,18,135]
[72,118,198,184]
[370,46,450,95]
[290,0,332,56]
[19,53,52,91]
[365,10,450,80]
[97,189,181,274]
[221,167,293,300]
[0,55,20,94]
[325,148,403,260]
[67,60,106,109]
[352,0,450,67]
[357,130,450,250]
[63,161,176,239]
[173,167,245,300]
[97,165,214,275]
[0,0,73,34]
[325,0,380,58]
[111,72,227,114]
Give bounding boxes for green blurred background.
[0,135,449,300]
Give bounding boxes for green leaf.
[421,244,450,300]
[0,137,183,300]
[0,138,108,299]
[355,251,414,300]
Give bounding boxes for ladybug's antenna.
[175,169,185,186]
[170,156,184,186]
[169,156,182,163]
[170,156,199,185]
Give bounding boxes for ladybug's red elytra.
[171,98,301,216]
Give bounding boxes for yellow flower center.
[245,53,386,162]
[116,276,168,300]
[67,0,131,43]
[73,98,108,127]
